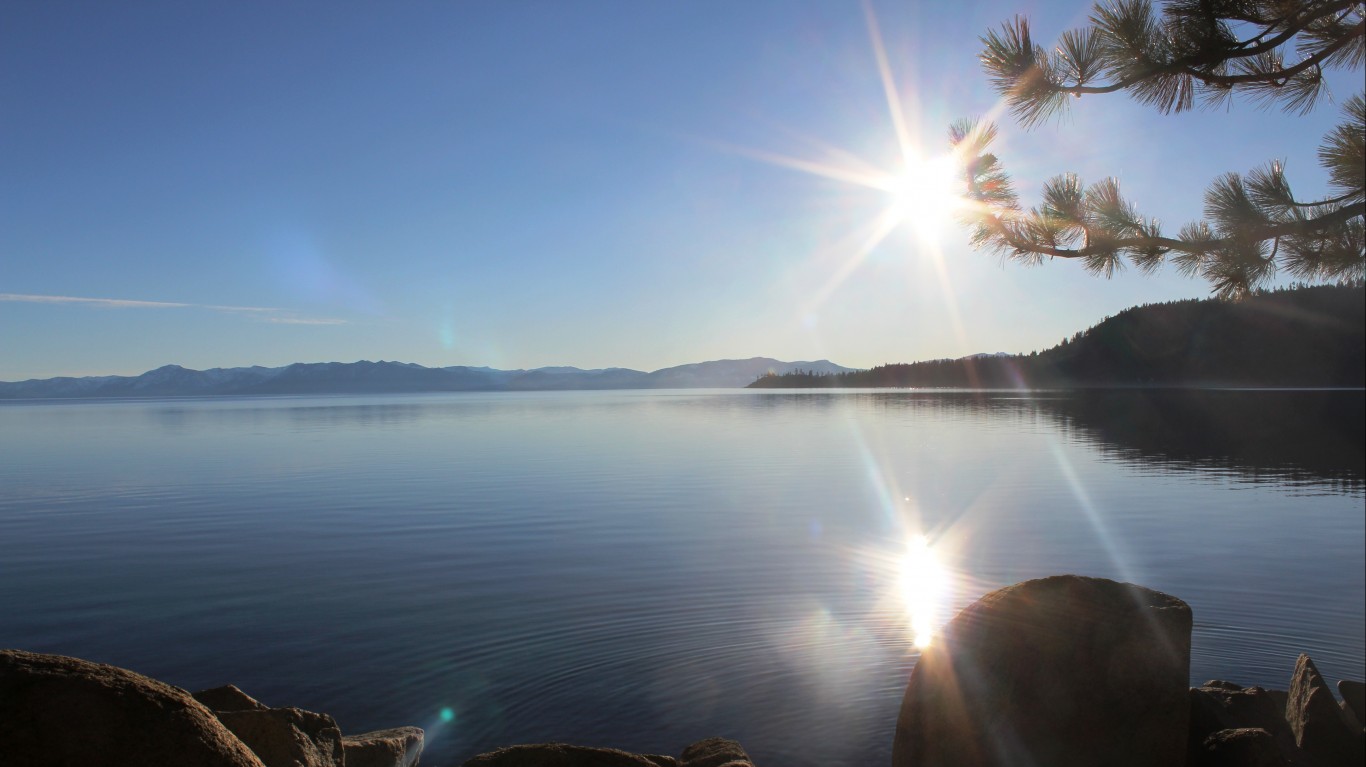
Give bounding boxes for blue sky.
[2,1,1357,380]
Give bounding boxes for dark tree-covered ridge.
[749,283,1364,388]
[955,0,1364,297]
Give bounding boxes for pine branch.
[983,0,1364,119]
[960,4,1365,296]
[972,201,1362,261]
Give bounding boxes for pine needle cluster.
[958,0,1365,297]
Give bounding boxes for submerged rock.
[892,574,1192,767]
[342,726,426,767]
[0,649,265,767]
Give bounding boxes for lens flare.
[899,534,949,648]
[884,155,964,240]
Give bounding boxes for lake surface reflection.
[0,389,1361,766]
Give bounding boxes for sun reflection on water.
[899,534,950,649]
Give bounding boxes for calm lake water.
[1,389,1362,766]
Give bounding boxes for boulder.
[342,726,425,767]
[892,575,1192,767]
[1285,654,1362,764]
[1340,680,1365,729]
[1193,728,1286,767]
[1203,680,1245,691]
[216,707,344,767]
[0,649,265,767]
[460,743,669,767]
[678,737,753,767]
[195,684,268,712]
[1188,683,1297,761]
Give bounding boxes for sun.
[708,2,975,322]
[880,154,964,241]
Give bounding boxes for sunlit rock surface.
[193,684,268,713]
[1287,653,1363,764]
[342,726,426,767]
[214,707,344,767]
[0,649,266,767]
[892,574,1192,767]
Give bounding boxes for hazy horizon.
[0,354,862,383]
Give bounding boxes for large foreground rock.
[0,649,266,767]
[343,726,426,767]
[892,575,1192,767]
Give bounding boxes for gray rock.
[1340,680,1365,729]
[1286,654,1362,764]
[892,575,1192,767]
[216,707,344,767]
[459,743,667,767]
[679,737,752,767]
[1194,728,1287,767]
[1188,683,1297,761]
[342,726,425,767]
[1203,680,1245,691]
[195,684,268,712]
[0,648,265,767]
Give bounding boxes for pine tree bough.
[959,0,1365,298]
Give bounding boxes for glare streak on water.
[0,389,1362,766]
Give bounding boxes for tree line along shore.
[750,284,1365,390]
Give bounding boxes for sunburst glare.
[879,154,964,242]
[899,534,950,649]
[708,1,971,326]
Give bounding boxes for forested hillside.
[751,284,1365,389]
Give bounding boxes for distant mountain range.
[0,357,856,399]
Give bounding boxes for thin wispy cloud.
[1,293,200,309]
[265,316,349,325]
[0,293,347,325]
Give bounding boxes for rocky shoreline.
[2,575,1362,766]
[890,575,1364,767]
